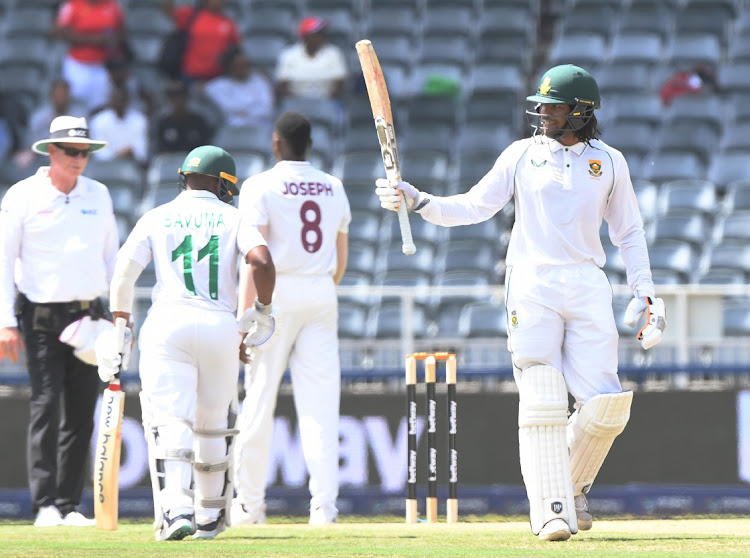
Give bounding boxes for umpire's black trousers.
[19,297,100,516]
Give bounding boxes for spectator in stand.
[203,46,274,129]
[53,0,128,113]
[153,81,214,155]
[11,80,86,172]
[161,0,241,84]
[660,64,719,106]
[96,56,155,117]
[89,87,148,165]
[275,16,348,103]
[26,81,87,146]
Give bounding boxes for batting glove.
[238,300,276,348]
[375,179,427,212]
[94,325,133,382]
[624,296,666,350]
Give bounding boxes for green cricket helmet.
[526,64,600,137]
[179,145,239,205]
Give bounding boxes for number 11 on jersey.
[171,234,220,300]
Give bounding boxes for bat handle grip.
[397,190,416,255]
[113,317,128,382]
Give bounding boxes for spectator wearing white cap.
[0,115,119,528]
[275,16,348,102]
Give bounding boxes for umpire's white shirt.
[419,137,655,297]
[0,167,119,328]
[119,190,266,313]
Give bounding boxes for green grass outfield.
[1,516,749,557]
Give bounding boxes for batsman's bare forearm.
[245,245,275,306]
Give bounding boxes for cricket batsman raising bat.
[93,317,128,530]
[356,39,416,255]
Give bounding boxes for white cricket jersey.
[419,137,655,296]
[118,190,266,313]
[239,160,351,277]
[0,167,119,327]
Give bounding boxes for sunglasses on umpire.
[54,144,92,158]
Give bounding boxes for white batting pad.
[568,391,633,495]
[518,365,577,535]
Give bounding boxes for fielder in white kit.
[232,112,350,525]
[376,65,666,541]
[95,145,276,541]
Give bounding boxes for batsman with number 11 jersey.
[233,112,350,525]
[98,145,275,541]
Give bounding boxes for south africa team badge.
[511,310,518,328]
[588,160,602,177]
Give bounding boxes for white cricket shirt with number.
[234,160,350,514]
[118,190,266,313]
[239,160,351,276]
[0,167,118,328]
[418,136,655,297]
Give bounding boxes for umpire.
[0,115,119,527]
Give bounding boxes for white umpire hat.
[32,115,108,155]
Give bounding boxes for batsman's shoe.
[230,500,266,525]
[156,513,195,541]
[193,512,227,540]
[33,505,64,527]
[575,494,593,531]
[309,503,338,525]
[538,518,571,542]
[62,511,96,527]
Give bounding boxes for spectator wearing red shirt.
[53,0,127,113]
[660,64,719,107]
[161,0,241,83]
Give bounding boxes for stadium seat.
[422,6,476,38]
[458,301,508,338]
[347,241,378,278]
[714,211,750,242]
[338,301,369,339]
[705,240,750,275]
[367,302,429,339]
[707,152,750,193]
[467,63,525,97]
[606,122,657,159]
[420,35,473,69]
[380,244,436,276]
[233,153,267,182]
[406,94,460,128]
[618,4,676,40]
[648,240,699,283]
[651,213,709,250]
[349,210,382,245]
[667,33,722,66]
[643,152,704,184]
[147,153,188,188]
[723,180,750,212]
[438,242,497,277]
[366,7,419,39]
[596,63,654,95]
[655,122,719,165]
[609,32,664,66]
[385,215,443,250]
[548,33,608,68]
[658,179,718,220]
[723,301,750,336]
[213,125,272,158]
[337,151,384,184]
[719,122,750,152]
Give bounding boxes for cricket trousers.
[19,298,101,516]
